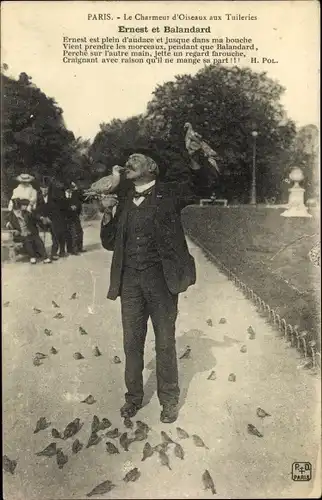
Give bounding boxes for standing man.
[37,185,60,260]
[65,181,84,254]
[47,180,68,258]
[100,144,209,423]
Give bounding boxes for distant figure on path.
[8,173,38,212]
[37,185,60,260]
[65,181,84,255]
[47,180,68,258]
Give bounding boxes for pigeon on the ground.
[248,326,256,339]
[136,421,150,433]
[86,432,102,448]
[256,407,271,419]
[142,442,154,461]
[106,442,119,454]
[207,370,217,380]
[52,300,60,308]
[79,326,88,335]
[91,416,100,433]
[3,455,17,474]
[56,449,68,469]
[124,417,133,429]
[119,432,132,451]
[206,318,213,327]
[202,470,216,494]
[228,373,236,382]
[161,431,175,445]
[52,428,63,439]
[72,439,83,454]
[247,424,263,437]
[70,293,77,300]
[192,434,209,449]
[179,346,191,359]
[153,443,169,453]
[81,395,96,405]
[219,318,227,324]
[33,307,42,314]
[35,443,57,457]
[73,352,84,360]
[113,355,121,364]
[99,418,112,431]
[86,480,115,497]
[159,450,172,470]
[50,347,58,354]
[106,428,120,439]
[240,345,247,353]
[35,352,47,359]
[174,443,185,460]
[123,468,141,482]
[93,346,102,357]
[133,427,148,442]
[44,329,52,336]
[63,418,82,439]
[33,357,43,366]
[53,312,64,319]
[176,427,189,439]
[34,417,51,433]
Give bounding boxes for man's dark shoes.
[160,404,179,424]
[120,402,141,418]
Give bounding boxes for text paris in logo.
[292,462,312,481]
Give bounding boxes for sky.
[2,1,320,140]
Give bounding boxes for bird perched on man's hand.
[184,122,220,174]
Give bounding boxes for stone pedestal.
[281,186,312,218]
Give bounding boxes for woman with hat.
[8,173,38,212]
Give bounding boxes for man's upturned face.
[124,154,156,181]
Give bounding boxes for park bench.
[1,228,24,262]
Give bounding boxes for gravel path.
[2,222,321,499]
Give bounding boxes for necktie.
[133,187,154,199]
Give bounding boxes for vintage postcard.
[1,1,320,499]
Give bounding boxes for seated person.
[6,198,52,264]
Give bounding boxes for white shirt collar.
[134,180,156,193]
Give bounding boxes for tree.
[89,115,147,178]
[141,66,296,201]
[1,69,83,202]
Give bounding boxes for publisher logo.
[292,462,312,481]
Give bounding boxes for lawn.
[182,205,320,351]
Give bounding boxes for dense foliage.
[90,66,300,201]
[2,64,318,203]
[1,69,90,203]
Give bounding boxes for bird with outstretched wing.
[184,122,220,174]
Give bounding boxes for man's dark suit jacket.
[100,169,206,300]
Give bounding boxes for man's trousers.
[120,263,180,407]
